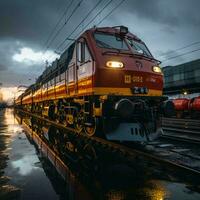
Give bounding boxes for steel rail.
[162,121,200,129]
[162,117,200,124]
[161,133,200,145]
[162,127,200,135]
[162,117,200,142]
[162,120,200,127]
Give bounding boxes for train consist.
[15,26,172,142]
[172,96,200,118]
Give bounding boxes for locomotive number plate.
[132,76,143,82]
[124,75,143,83]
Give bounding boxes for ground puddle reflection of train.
[11,110,200,200]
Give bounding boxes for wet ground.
[0,108,200,200]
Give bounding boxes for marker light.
[183,91,188,95]
[106,61,124,68]
[152,66,162,73]
[120,26,128,36]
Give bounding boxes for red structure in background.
[173,96,200,118]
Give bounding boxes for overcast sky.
[0,0,200,87]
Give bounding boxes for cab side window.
[77,40,91,63]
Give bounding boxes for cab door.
[67,45,76,97]
[76,39,93,95]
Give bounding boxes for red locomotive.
[172,96,200,118]
[15,26,171,142]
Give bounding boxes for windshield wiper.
[133,53,161,64]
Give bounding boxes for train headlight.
[106,61,124,68]
[152,66,162,73]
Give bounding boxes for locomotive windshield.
[94,33,129,50]
[94,32,153,58]
[127,38,152,58]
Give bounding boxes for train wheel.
[84,117,98,137]
[74,111,84,133]
[81,144,99,173]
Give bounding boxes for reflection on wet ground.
[0,108,200,200]
[0,109,60,199]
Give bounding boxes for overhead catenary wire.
[47,0,104,62]
[60,0,126,52]
[44,0,84,52]
[43,0,74,49]
[47,0,103,62]
[158,40,200,58]
[58,0,115,51]
[56,0,104,51]
[162,48,200,62]
[96,0,126,26]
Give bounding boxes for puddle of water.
[0,108,200,200]
[0,109,60,200]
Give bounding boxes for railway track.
[162,117,200,143]
[15,109,200,184]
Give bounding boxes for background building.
[163,59,200,98]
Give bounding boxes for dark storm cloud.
[0,0,63,43]
[0,0,99,48]
[0,64,7,71]
[0,0,88,86]
[123,0,200,65]
[122,0,200,28]
[0,40,23,71]
[1,0,200,46]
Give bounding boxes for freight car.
[173,96,200,118]
[15,26,172,142]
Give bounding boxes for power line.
[43,0,74,49]
[47,0,104,62]
[56,0,104,50]
[58,0,115,51]
[46,0,83,50]
[162,48,200,62]
[158,40,200,58]
[61,0,126,52]
[45,0,84,52]
[96,0,126,26]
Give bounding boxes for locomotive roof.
[88,26,141,41]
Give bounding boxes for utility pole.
[45,60,48,69]
[0,83,3,109]
[0,83,3,102]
